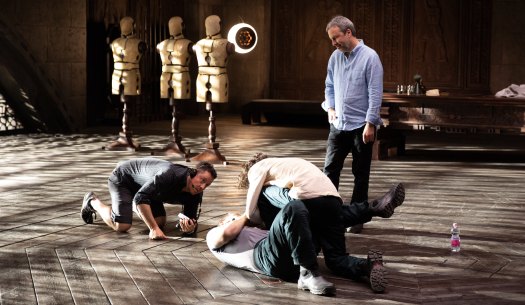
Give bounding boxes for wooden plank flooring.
[1,115,524,304]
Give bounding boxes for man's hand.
[179,218,197,234]
[328,108,337,123]
[136,203,167,240]
[149,227,167,240]
[362,122,376,144]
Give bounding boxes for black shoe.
[346,223,364,234]
[370,183,405,218]
[297,266,336,296]
[367,249,387,293]
[81,192,97,224]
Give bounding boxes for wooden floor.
[1,115,524,305]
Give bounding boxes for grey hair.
[326,15,356,36]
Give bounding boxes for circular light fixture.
[227,23,258,54]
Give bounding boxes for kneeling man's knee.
[115,222,131,232]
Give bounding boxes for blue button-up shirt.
[322,40,383,131]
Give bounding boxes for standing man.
[322,15,384,233]
[80,158,217,240]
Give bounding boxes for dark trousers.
[258,185,374,229]
[253,200,318,281]
[324,124,374,203]
[256,186,371,280]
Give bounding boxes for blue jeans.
[324,124,374,203]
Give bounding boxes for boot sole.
[368,249,387,293]
[370,264,387,292]
[379,183,405,218]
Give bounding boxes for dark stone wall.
[0,0,86,130]
[0,0,523,130]
[490,0,525,93]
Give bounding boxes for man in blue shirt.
[322,15,383,234]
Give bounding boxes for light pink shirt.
[245,158,340,224]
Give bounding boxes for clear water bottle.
[450,223,461,252]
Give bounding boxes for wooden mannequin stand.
[152,94,190,160]
[104,90,141,151]
[191,100,228,164]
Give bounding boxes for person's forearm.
[209,215,248,249]
[223,215,248,239]
[136,203,160,230]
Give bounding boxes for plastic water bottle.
[450,223,461,252]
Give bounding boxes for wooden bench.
[241,99,325,125]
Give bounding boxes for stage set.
[103,15,257,167]
[1,1,525,304]
[1,114,524,304]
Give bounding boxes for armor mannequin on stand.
[153,16,193,159]
[105,16,147,151]
[191,15,235,164]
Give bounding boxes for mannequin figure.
[157,17,193,100]
[105,16,147,151]
[194,15,235,103]
[110,17,146,96]
[154,16,193,159]
[191,15,235,164]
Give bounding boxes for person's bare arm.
[136,203,167,240]
[207,214,249,249]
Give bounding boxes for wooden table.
[376,93,525,159]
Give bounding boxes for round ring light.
[227,23,258,54]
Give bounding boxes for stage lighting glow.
[227,23,258,54]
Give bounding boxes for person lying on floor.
[206,183,405,295]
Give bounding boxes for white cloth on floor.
[495,84,525,98]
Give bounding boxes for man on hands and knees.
[80,158,216,239]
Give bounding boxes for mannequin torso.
[110,36,146,96]
[157,36,193,99]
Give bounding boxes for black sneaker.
[370,183,405,218]
[81,192,97,224]
[367,249,387,293]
